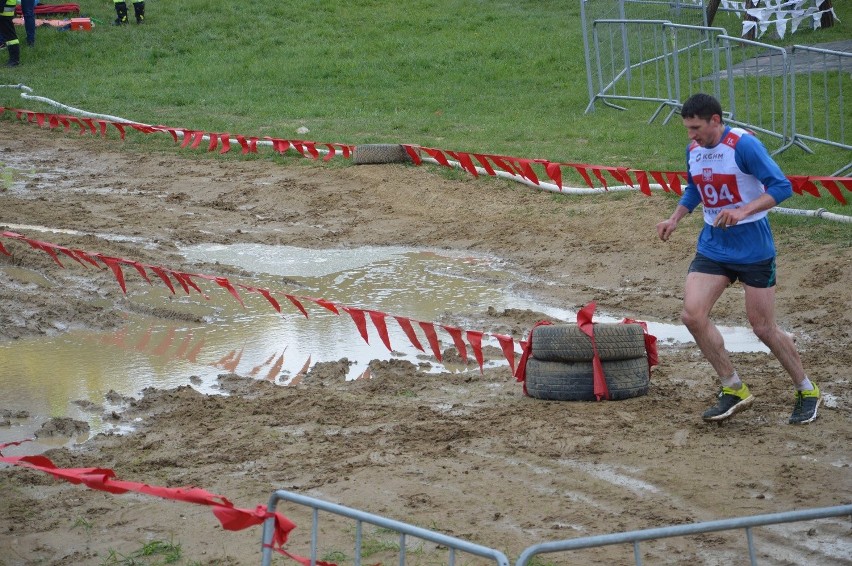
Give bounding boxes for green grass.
[1,0,849,214]
[100,538,184,565]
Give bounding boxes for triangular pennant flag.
[342,307,370,344]
[367,310,392,351]
[418,321,443,362]
[394,316,425,352]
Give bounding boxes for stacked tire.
[524,323,650,401]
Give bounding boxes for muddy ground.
[0,120,850,565]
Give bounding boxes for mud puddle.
[0,241,768,452]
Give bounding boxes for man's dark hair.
[681,93,724,122]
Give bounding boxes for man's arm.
[657,204,691,241]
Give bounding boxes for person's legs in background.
[20,0,35,46]
[0,0,19,66]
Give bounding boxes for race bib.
[695,173,742,208]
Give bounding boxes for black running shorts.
[688,253,776,288]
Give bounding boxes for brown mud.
[0,121,850,565]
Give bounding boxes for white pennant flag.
[775,13,789,38]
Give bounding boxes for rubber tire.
[352,144,412,165]
[530,323,647,363]
[524,357,649,401]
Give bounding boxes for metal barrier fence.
[715,34,793,152]
[259,493,852,565]
[515,504,852,566]
[582,15,852,159]
[260,490,510,566]
[790,44,852,175]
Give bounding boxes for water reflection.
[0,243,770,453]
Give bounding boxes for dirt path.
[1,120,850,565]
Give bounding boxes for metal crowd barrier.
[515,504,852,566]
[260,490,510,566]
[790,44,852,176]
[715,34,794,154]
[581,11,851,160]
[259,492,851,566]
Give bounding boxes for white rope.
[420,161,852,224]
[772,206,852,223]
[4,84,851,224]
[14,86,283,151]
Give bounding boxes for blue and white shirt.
[678,126,793,264]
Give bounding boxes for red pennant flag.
[180,129,193,148]
[237,135,250,154]
[544,162,563,189]
[214,277,244,307]
[181,273,206,297]
[650,170,671,193]
[162,127,179,143]
[490,156,519,176]
[393,316,424,352]
[304,296,339,315]
[367,310,392,351]
[466,330,485,372]
[170,271,192,294]
[473,154,497,177]
[418,321,443,362]
[98,256,128,294]
[449,151,479,177]
[442,325,467,362]
[190,131,204,150]
[422,147,452,168]
[402,145,422,165]
[248,287,281,313]
[813,178,847,204]
[492,333,516,374]
[343,307,370,344]
[150,266,177,294]
[666,172,683,195]
[591,167,608,188]
[323,144,336,162]
[24,239,64,267]
[82,118,97,135]
[634,170,653,196]
[283,294,309,318]
[50,246,83,267]
[573,165,596,188]
[303,142,320,160]
[207,133,219,152]
[220,134,231,154]
[72,249,101,268]
[128,261,152,284]
[517,159,540,185]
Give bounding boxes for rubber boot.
[133,1,145,23]
[6,43,19,67]
[113,2,129,25]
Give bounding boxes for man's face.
[682,115,722,148]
